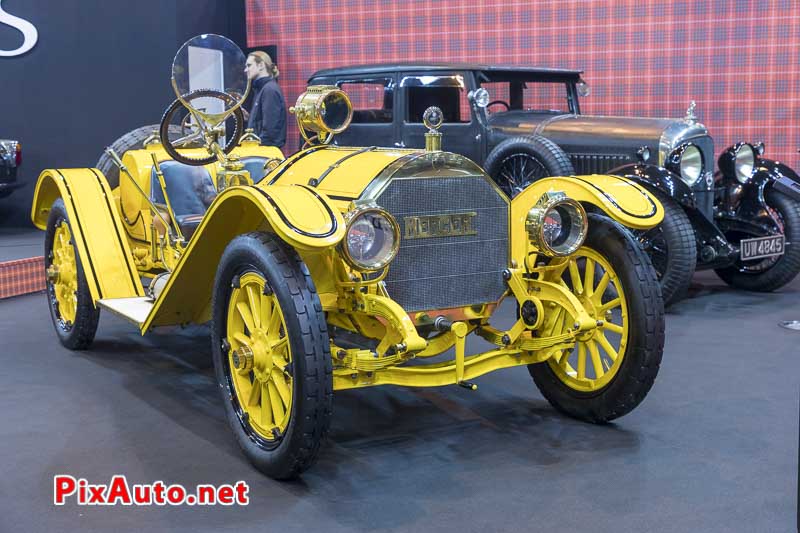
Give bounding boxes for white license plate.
[740,235,785,261]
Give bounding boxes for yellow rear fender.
[142,184,345,330]
[30,169,144,301]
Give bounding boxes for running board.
[97,297,154,326]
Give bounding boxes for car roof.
[308,63,583,82]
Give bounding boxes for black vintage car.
[0,137,22,199]
[309,63,800,305]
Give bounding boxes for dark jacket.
[247,76,286,148]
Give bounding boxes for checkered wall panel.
[0,256,44,299]
[246,0,800,165]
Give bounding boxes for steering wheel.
[159,89,245,166]
[487,100,510,111]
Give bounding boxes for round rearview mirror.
[576,80,591,97]
[171,34,249,126]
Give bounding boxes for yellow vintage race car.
[31,35,665,479]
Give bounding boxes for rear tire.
[96,124,183,188]
[529,214,664,423]
[715,188,800,291]
[484,135,575,197]
[44,199,100,350]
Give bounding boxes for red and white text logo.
[54,475,249,506]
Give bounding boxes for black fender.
[610,163,735,267]
[757,159,800,202]
[608,163,697,209]
[718,158,800,235]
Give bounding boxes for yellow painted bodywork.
[31,134,663,395]
[260,145,416,200]
[509,174,664,265]
[142,184,344,330]
[31,168,144,301]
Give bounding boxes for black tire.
[96,124,161,189]
[44,199,100,350]
[715,188,800,291]
[484,135,575,197]
[529,214,664,423]
[211,232,332,479]
[634,191,697,307]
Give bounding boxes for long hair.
[248,51,279,79]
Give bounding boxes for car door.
[398,71,483,163]
[329,75,397,148]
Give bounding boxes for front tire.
[44,199,100,350]
[634,192,697,306]
[715,188,800,292]
[529,214,665,423]
[211,232,332,479]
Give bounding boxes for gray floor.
[1,271,798,532]
[0,228,42,262]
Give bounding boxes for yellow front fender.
[31,168,144,301]
[510,174,664,262]
[142,183,345,330]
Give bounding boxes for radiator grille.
[375,176,509,312]
[570,153,632,175]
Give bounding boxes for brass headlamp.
[526,191,588,257]
[290,85,353,145]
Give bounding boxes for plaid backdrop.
[246,0,800,166]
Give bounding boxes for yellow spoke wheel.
[226,272,293,441]
[49,222,79,325]
[44,199,100,350]
[528,214,664,423]
[212,232,332,480]
[547,248,629,392]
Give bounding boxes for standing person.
[243,51,286,149]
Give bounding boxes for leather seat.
[241,156,270,183]
[151,161,216,241]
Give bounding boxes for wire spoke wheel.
[226,272,293,441]
[498,153,548,197]
[547,248,629,392]
[636,227,669,280]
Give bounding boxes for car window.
[480,80,569,113]
[401,75,471,124]
[338,78,393,123]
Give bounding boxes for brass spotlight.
[290,85,353,145]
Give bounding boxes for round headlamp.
[340,206,400,272]
[734,143,756,184]
[677,144,703,186]
[526,192,588,257]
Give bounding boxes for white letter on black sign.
[0,0,38,57]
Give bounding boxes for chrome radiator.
[374,175,509,312]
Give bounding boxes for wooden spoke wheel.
[226,272,293,441]
[546,248,629,393]
[211,232,332,479]
[529,214,664,423]
[44,199,100,350]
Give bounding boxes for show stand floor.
[1,271,797,532]
[0,228,42,262]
